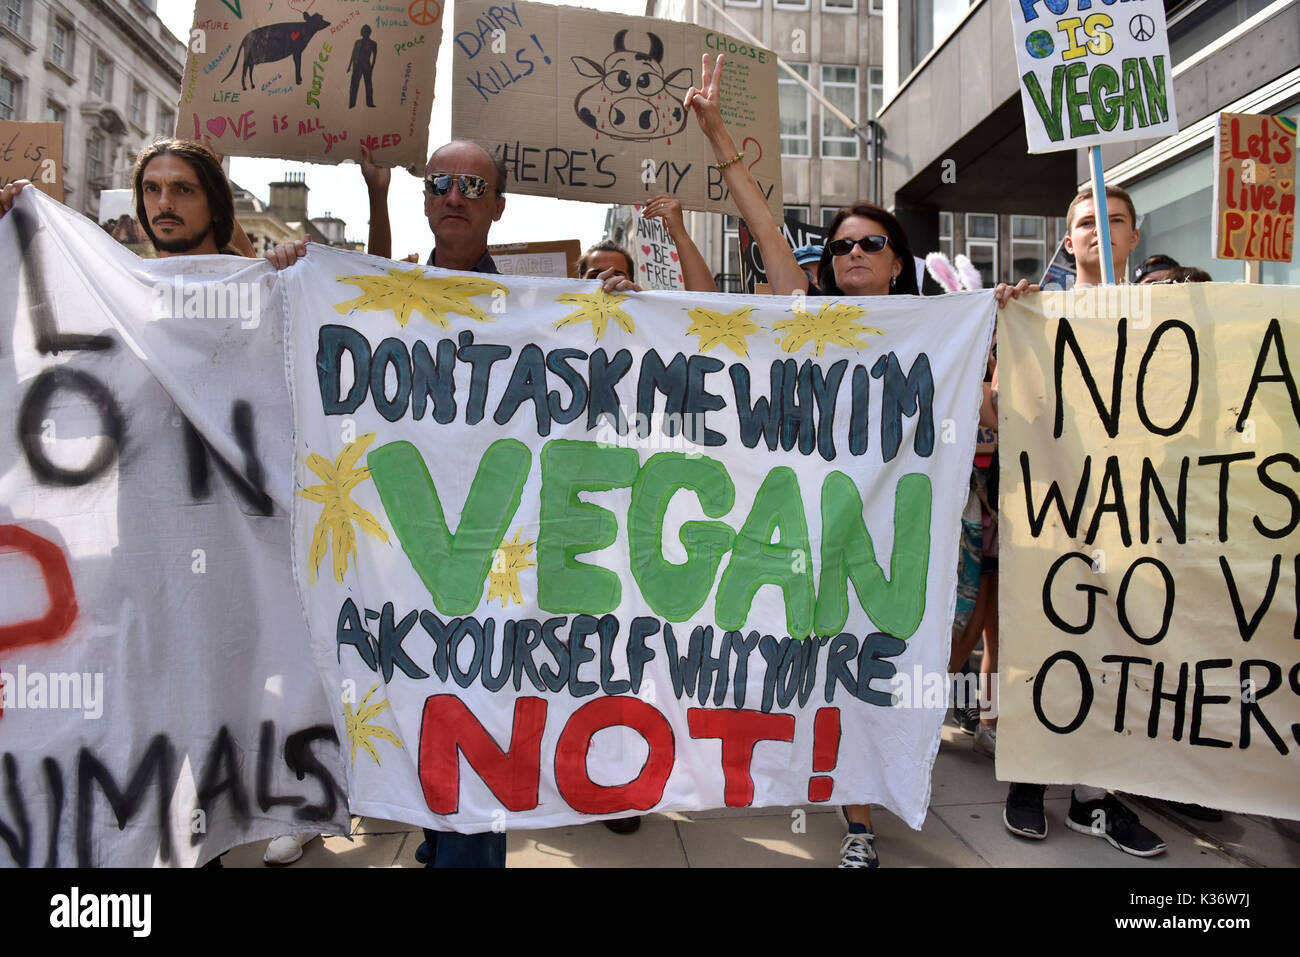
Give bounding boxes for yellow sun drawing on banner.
[554,290,636,341]
[684,306,761,358]
[343,683,403,766]
[299,433,389,584]
[486,528,537,608]
[772,302,884,357]
[333,268,507,328]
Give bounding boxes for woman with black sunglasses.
[683,53,924,869]
[684,52,919,301]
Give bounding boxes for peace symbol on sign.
[409,0,441,27]
[1129,14,1155,41]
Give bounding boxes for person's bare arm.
[684,54,804,296]
[360,145,392,259]
[643,194,716,293]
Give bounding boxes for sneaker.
[603,817,642,834]
[837,830,879,868]
[1003,783,1047,839]
[972,723,997,757]
[952,705,979,735]
[263,833,317,865]
[1066,794,1167,857]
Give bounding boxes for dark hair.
[1066,184,1136,231]
[1134,253,1180,282]
[817,202,918,296]
[1162,266,1212,283]
[132,139,235,252]
[578,239,635,279]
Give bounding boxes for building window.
[86,132,106,185]
[92,52,112,99]
[939,211,953,259]
[45,98,65,124]
[785,205,810,223]
[821,65,858,159]
[156,104,174,137]
[130,84,147,128]
[867,66,883,120]
[779,64,811,157]
[823,0,856,10]
[775,0,810,8]
[50,18,72,69]
[870,0,883,12]
[1011,215,1046,283]
[0,72,20,121]
[723,0,761,7]
[965,212,998,287]
[5,0,23,34]
[821,207,840,228]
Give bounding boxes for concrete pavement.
[219,718,1300,868]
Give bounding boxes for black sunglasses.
[424,172,492,199]
[827,235,889,256]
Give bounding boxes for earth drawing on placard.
[571,30,693,142]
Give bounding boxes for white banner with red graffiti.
[0,189,349,867]
[286,244,996,832]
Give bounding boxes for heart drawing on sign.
[742,136,764,171]
[641,245,652,255]
[670,251,679,262]
[206,117,227,136]
[291,31,301,40]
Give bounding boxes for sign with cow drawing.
[451,0,783,218]
[177,0,442,168]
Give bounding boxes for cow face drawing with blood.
[572,31,692,141]
[223,12,331,90]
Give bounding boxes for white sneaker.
[263,833,318,865]
[973,723,997,757]
[837,830,879,868]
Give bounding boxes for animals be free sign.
[177,0,442,167]
[450,0,783,218]
[1009,0,1179,153]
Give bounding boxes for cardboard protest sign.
[739,213,826,294]
[0,190,350,866]
[1,121,63,201]
[489,239,582,278]
[451,0,782,218]
[634,214,684,290]
[998,285,1300,821]
[1008,0,1178,153]
[288,246,995,831]
[1212,112,1296,262]
[177,0,440,167]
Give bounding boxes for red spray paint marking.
[808,707,841,802]
[0,525,78,654]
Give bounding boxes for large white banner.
[0,190,349,867]
[286,246,996,831]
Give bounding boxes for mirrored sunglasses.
[424,172,491,199]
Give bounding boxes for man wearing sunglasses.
[364,141,510,868]
[365,140,507,275]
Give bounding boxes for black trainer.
[603,817,642,834]
[1066,793,1167,857]
[1003,782,1048,839]
[952,705,980,735]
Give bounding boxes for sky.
[155,0,645,256]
